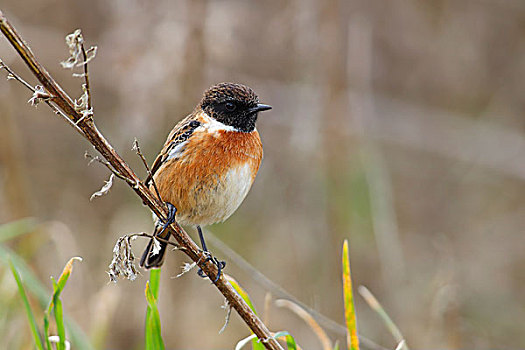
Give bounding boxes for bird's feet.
[195,225,225,282]
[198,251,226,283]
[158,202,177,235]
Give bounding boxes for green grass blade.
[342,240,359,350]
[285,334,297,350]
[148,268,161,297]
[0,218,37,243]
[46,257,82,314]
[1,246,94,350]
[52,277,66,350]
[56,257,82,293]
[272,331,297,350]
[44,258,82,350]
[145,269,164,350]
[225,275,264,350]
[9,260,45,350]
[278,331,297,350]
[44,313,52,350]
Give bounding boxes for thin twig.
[1,59,33,91]
[132,138,163,203]
[0,11,283,350]
[0,60,86,136]
[84,152,134,184]
[219,300,232,334]
[80,42,92,110]
[129,232,182,250]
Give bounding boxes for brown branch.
[0,11,283,350]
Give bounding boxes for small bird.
[140,83,271,279]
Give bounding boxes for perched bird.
[140,83,271,279]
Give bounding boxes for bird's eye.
[225,102,236,111]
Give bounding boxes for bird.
[139,82,271,280]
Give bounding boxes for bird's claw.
[158,202,177,235]
[198,252,226,283]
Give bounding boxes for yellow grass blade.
[342,240,359,350]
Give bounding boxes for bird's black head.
[199,83,272,133]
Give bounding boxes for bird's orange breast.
[151,129,263,226]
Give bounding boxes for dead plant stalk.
[0,10,283,350]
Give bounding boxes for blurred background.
[1,0,525,349]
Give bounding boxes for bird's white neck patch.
[200,112,237,133]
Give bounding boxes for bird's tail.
[140,225,170,269]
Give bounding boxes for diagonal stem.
[79,41,92,111]
[0,10,283,350]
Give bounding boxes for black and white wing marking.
[145,117,201,186]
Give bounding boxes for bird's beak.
[249,104,272,114]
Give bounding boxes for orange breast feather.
[151,129,263,226]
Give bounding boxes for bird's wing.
[145,114,201,185]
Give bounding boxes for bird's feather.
[145,115,201,186]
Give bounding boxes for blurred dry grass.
[1,0,524,349]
